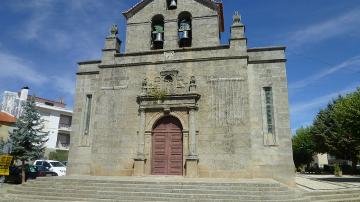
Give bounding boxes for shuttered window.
[84,94,92,135]
[264,87,274,134]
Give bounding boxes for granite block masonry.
[68,0,295,186]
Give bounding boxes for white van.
[33,160,66,176]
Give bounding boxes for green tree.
[312,88,360,173]
[292,127,315,169]
[333,88,360,172]
[312,101,342,155]
[9,97,48,183]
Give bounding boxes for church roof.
[123,0,220,19]
[0,112,16,125]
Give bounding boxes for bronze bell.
[181,30,190,39]
[169,0,177,9]
[154,32,164,42]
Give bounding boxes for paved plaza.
[296,174,360,191]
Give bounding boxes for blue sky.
[0,0,359,133]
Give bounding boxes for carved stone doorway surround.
[134,93,200,177]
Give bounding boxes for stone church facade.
[68,0,295,186]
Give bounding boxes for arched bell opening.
[151,14,165,50]
[151,116,183,175]
[178,12,192,48]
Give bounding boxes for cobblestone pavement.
[296,174,360,191]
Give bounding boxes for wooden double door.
[152,116,183,175]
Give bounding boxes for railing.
[58,123,71,131]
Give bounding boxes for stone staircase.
[0,176,306,202]
[1,176,359,202]
[305,189,360,202]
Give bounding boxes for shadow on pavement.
[315,177,360,183]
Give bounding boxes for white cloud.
[289,55,360,89]
[14,0,119,56]
[0,52,48,85]
[286,8,360,48]
[0,51,76,96]
[290,83,360,131]
[12,0,53,40]
[24,13,49,40]
[51,75,76,96]
[290,83,360,114]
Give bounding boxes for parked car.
[35,165,58,177]
[4,164,38,184]
[33,160,66,176]
[61,161,68,166]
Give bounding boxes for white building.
[312,153,329,168]
[0,87,72,156]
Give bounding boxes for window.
[151,15,165,50]
[43,162,51,168]
[178,12,192,48]
[167,0,177,10]
[35,161,43,166]
[56,133,70,149]
[59,115,72,128]
[264,87,274,133]
[50,162,65,167]
[84,94,92,135]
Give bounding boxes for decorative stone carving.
[142,78,148,87]
[141,78,148,95]
[142,70,194,96]
[109,24,118,37]
[189,76,197,93]
[177,76,186,89]
[233,11,242,25]
[160,70,178,78]
[163,51,175,60]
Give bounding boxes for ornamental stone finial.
[189,76,197,93]
[109,24,118,37]
[233,11,242,25]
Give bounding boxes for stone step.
[21,183,290,192]
[309,193,360,201]
[34,177,280,183]
[7,189,299,200]
[2,178,309,202]
[1,194,113,202]
[2,193,309,202]
[29,179,282,188]
[313,198,360,202]
[14,186,296,196]
[306,190,360,196]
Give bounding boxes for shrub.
[49,150,69,162]
[334,164,342,177]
